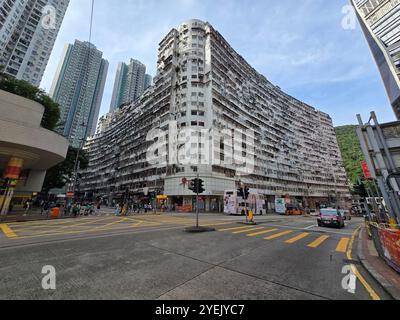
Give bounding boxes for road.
[0,213,392,300]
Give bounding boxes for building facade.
[109,59,146,112]
[0,0,70,87]
[81,20,350,212]
[352,0,400,119]
[50,40,108,148]
[0,89,69,214]
[144,74,153,90]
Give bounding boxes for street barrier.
[368,222,400,274]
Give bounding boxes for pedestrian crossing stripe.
[232,227,265,234]
[336,238,350,253]
[308,235,330,248]
[247,229,278,237]
[285,233,310,244]
[264,230,294,240]
[219,226,258,232]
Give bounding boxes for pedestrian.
[40,200,45,215]
[72,203,79,218]
[121,203,128,216]
[24,199,31,216]
[43,201,50,216]
[115,203,120,216]
[66,202,72,216]
[96,202,101,216]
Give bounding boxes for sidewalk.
[358,228,400,300]
[0,211,74,223]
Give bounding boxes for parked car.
[318,208,345,229]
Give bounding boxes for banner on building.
[361,160,372,179]
[378,227,400,273]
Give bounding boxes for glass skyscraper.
[109,59,146,112]
[0,0,70,87]
[352,0,400,118]
[50,40,109,147]
[144,74,153,90]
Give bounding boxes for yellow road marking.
[0,224,18,238]
[219,226,257,232]
[37,217,115,233]
[9,219,78,228]
[8,223,174,240]
[265,230,294,240]
[203,222,237,227]
[232,227,265,234]
[336,238,350,253]
[308,235,330,248]
[90,218,129,230]
[347,226,381,301]
[132,221,145,228]
[286,233,310,244]
[247,229,279,237]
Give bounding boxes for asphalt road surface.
[0,213,392,300]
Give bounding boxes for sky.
[40,0,395,127]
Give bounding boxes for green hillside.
[335,125,364,184]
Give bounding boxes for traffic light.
[197,179,205,194]
[188,179,196,193]
[244,187,250,200]
[237,187,244,198]
[189,179,205,194]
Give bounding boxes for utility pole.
[196,173,200,229]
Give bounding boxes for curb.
[357,228,400,300]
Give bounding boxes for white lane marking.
[305,225,316,230]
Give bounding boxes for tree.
[335,125,376,197]
[42,147,89,194]
[0,70,60,131]
[335,125,364,184]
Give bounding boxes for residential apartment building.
[81,19,350,212]
[50,40,108,148]
[109,59,146,112]
[352,0,400,118]
[0,0,70,86]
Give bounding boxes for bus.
[224,190,266,216]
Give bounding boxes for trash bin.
[51,207,60,219]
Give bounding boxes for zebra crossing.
[217,225,350,253]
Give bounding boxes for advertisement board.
[275,198,286,215]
